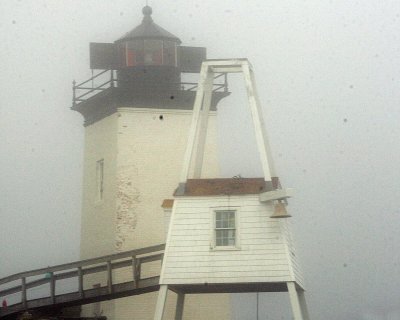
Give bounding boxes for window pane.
[144,40,162,65]
[215,211,236,247]
[124,40,144,66]
[228,212,235,228]
[163,40,176,66]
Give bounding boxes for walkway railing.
[0,244,165,318]
[72,70,228,106]
[72,69,116,106]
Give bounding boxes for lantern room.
[72,6,229,126]
[87,5,207,90]
[113,5,182,88]
[116,6,180,68]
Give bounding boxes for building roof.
[161,199,174,209]
[173,177,280,197]
[116,6,181,44]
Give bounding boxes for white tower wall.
[80,107,230,320]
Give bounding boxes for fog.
[1,1,400,319]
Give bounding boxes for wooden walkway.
[0,244,165,319]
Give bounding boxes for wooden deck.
[0,244,165,319]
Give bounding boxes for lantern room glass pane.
[123,40,144,67]
[143,40,163,65]
[163,40,176,66]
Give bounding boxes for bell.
[271,201,291,218]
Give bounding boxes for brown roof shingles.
[173,178,279,197]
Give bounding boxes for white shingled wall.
[161,195,302,286]
[281,219,305,289]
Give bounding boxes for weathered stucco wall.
[80,113,118,318]
[80,107,230,320]
[114,108,220,252]
[80,113,118,258]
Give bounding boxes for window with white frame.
[96,159,104,201]
[215,210,236,247]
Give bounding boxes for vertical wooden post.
[287,282,303,320]
[137,259,141,286]
[107,261,113,294]
[77,266,84,297]
[110,70,114,88]
[179,63,210,183]
[21,277,27,309]
[49,272,56,304]
[242,62,274,181]
[153,285,168,320]
[298,290,310,320]
[132,256,139,288]
[193,71,214,179]
[247,65,277,178]
[175,293,185,320]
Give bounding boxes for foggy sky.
[1,1,400,319]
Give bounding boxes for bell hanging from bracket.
[271,200,291,219]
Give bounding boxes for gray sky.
[1,1,400,319]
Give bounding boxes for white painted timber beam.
[242,61,273,181]
[179,58,276,183]
[153,285,169,320]
[287,282,304,320]
[179,63,210,183]
[203,59,249,66]
[210,67,243,73]
[259,188,294,202]
[193,70,214,178]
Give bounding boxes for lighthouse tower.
[72,6,230,320]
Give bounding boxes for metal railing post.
[72,80,76,106]
[21,277,27,309]
[110,70,114,88]
[49,272,55,304]
[77,267,84,297]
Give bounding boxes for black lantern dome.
[115,6,182,88]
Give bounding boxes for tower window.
[96,159,104,201]
[215,210,236,247]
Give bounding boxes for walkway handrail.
[72,70,228,106]
[0,244,165,286]
[0,243,165,319]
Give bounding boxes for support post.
[110,70,114,88]
[179,63,210,182]
[132,257,140,288]
[298,290,310,320]
[77,266,84,297]
[175,293,185,320]
[193,71,214,178]
[49,272,55,304]
[21,277,27,309]
[154,285,168,320]
[107,261,113,294]
[242,62,274,181]
[287,282,303,320]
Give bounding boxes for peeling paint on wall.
[115,165,140,250]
